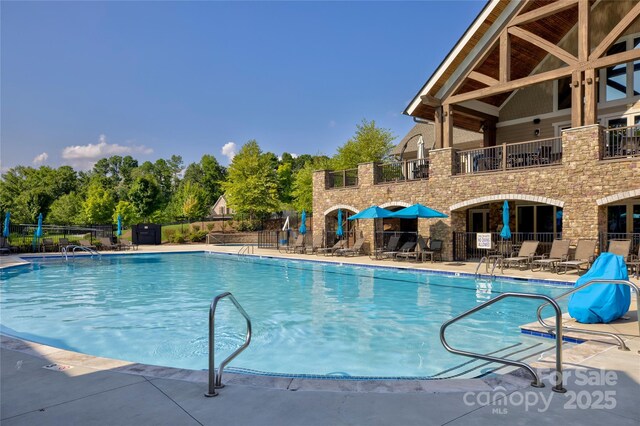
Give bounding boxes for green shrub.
[189,230,207,242]
[164,229,176,242]
[173,232,186,244]
[206,223,215,232]
[192,224,201,232]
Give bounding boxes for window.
[605,42,627,101]
[556,77,572,110]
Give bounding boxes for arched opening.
[597,191,640,256]
[323,207,357,248]
[375,204,417,251]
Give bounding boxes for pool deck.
[1,244,639,425]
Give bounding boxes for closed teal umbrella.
[36,213,43,237]
[500,201,511,239]
[3,212,10,238]
[299,210,307,235]
[336,209,344,238]
[117,215,123,237]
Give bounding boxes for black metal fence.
[3,223,114,252]
[257,230,314,249]
[374,231,418,252]
[599,232,640,258]
[452,232,560,261]
[327,169,358,189]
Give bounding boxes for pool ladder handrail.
[536,278,640,352]
[237,245,254,256]
[205,292,252,397]
[474,256,501,278]
[62,245,101,261]
[440,292,566,393]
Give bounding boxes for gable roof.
[391,123,482,156]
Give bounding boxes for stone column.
[312,170,329,240]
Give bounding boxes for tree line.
[0,119,395,227]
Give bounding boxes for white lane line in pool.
[43,363,73,371]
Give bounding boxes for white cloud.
[221,142,237,162]
[290,153,299,158]
[62,134,153,170]
[328,120,337,128]
[33,152,49,165]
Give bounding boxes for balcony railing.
[376,159,429,184]
[455,137,562,175]
[327,168,358,189]
[602,124,640,160]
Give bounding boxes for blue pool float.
[568,252,631,324]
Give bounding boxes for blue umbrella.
[348,206,394,220]
[36,213,43,238]
[299,210,307,235]
[390,204,448,219]
[336,209,344,237]
[117,214,123,236]
[3,211,10,238]
[500,201,511,239]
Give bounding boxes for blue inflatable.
[568,252,631,324]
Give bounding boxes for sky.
[1,1,485,171]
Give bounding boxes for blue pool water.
[0,253,571,378]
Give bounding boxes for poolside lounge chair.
[556,239,597,274]
[305,234,324,254]
[119,239,138,251]
[383,241,416,260]
[58,238,72,251]
[40,238,56,252]
[422,239,444,263]
[316,240,345,256]
[395,236,428,262]
[99,237,119,251]
[371,235,400,260]
[335,238,366,257]
[0,237,18,255]
[79,239,97,250]
[286,234,305,254]
[503,240,540,270]
[607,239,631,260]
[627,244,640,279]
[531,239,571,272]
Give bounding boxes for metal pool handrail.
[61,245,101,261]
[205,292,252,397]
[536,279,640,352]
[440,292,566,393]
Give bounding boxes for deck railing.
[599,232,640,258]
[455,137,562,175]
[376,159,429,184]
[601,124,640,160]
[327,168,358,189]
[452,232,560,261]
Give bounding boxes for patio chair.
[395,236,428,262]
[40,238,56,252]
[335,237,366,257]
[422,239,444,263]
[58,238,72,251]
[119,239,138,251]
[503,240,540,270]
[316,240,345,256]
[79,239,97,250]
[286,234,305,254]
[556,239,597,274]
[531,239,571,272]
[626,244,640,279]
[372,235,401,259]
[607,239,631,261]
[99,237,119,251]
[305,234,324,254]
[0,237,18,255]
[382,241,415,260]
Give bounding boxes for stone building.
[313,0,640,260]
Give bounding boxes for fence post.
[502,143,507,171]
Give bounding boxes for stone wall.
[313,125,640,260]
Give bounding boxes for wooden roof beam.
[420,94,442,107]
[508,26,578,66]
[468,71,499,86]
[510,0,578,27]
[589,48,640,70]
[589,1,640,60]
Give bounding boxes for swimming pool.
[0,252,572,378]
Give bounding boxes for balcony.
[602,123,640,160]
[375,159,429,184]
[454,136,562,175]
[327,168,358,189]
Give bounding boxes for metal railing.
[440,292,566,392]
[453,232,560,261]
[2,223,113,253]
[327,168,358,189]
[205,292,252,397]
[238,245,254,255]
[455,137,562,175]
[536,279,640,352]
[375,159,429,184]
[602,124,640,160]
[599,232,640,258]
[61,245,102,261]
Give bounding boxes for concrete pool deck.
[1,244,639,425]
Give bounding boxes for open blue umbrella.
[336,209,344,238]
[500,201,511,239]
[390,204,448,219]
[348,206,394,220]
[3,212,10,238]
[299,210,307,235]
[117,214,123,237]
[36,213,43,238]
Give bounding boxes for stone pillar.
[428,147,455,179]
[312,170,329,240]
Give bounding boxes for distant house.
[211,195,234,216]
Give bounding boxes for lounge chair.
[40,238,56,252]
[627,244,640,279]
[395,236,428,262]
[422,239,444,263]
[371,235,401,260]
[607,239,631,260]
[119,239,138,251]
[305,234,324,254]
[79,239,97,250]
[316,240,345,256]
[335,238,366,257]
[286,234,305,254]
[531,239,571,272]
[503,240,540,270]
[382,241,416,260]
[0,237,18,255]
[99,237,119,251]
[58,238,72,251]
[556,239,597,274]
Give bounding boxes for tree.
[112,200,139,226]
[182,154,226,209]
[83,182,115,224]
[291,156,332,212]
[128,175,161,221]
[333,119,396,169]
[48,193,84,225]
[180,181,208,221]
[221,140,280,222]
